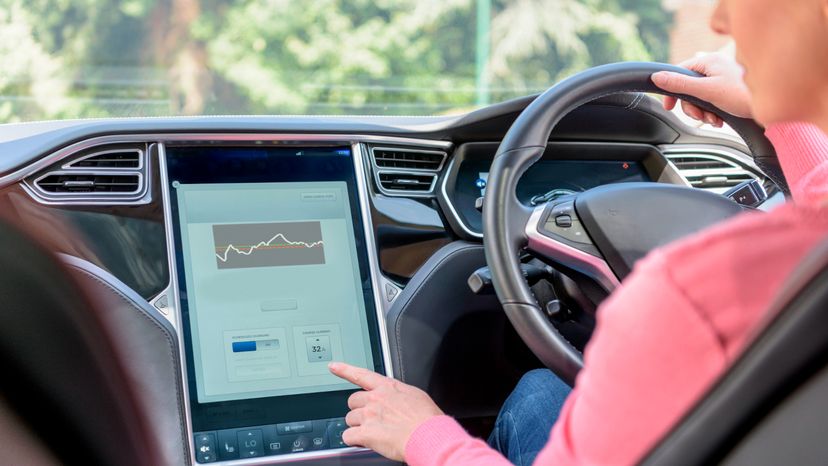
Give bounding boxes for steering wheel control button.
[540,201,594,246]
[327,419,347,447]
[194,432,217,463]
[276,420,313,435]
[217,430,239,460]
[562,221,591,244]
[545,299,563,318]
[554,214,573,228]
[550,200,576,217]
[237,429,264,458]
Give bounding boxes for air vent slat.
[378,173,436,192]
[67,149,142,169]
[685,173,754,189]
[371,147,446,171]
[35,174,141,194]
[669,155,735,171]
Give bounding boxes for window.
[0,0,729,122]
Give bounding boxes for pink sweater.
[405,122,828,466]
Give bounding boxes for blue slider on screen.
[232,341,257,352]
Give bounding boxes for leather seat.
[642,239,828,465]
[0,220,162,466]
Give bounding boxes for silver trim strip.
[353,142,397,370]
[159,140,393,465]
[2,133,452,190]
[525,205,620,292]
[438,155,482,239]
[158,144,195,463]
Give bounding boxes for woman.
[329,0,828,464]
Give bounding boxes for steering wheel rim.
[482,62,785,386]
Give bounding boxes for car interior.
[1,61,827,466]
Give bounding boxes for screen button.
[277,420,313,434]
[237,429,264,458]
[289,435,312,453]
[327,419,347,448]
[305,335,332,362]
[267,439,285,454]
[310,435,327,449]
[231,341,257,353]
[194,432,217,463]
[262,426,287,455]
[217,430,239,460]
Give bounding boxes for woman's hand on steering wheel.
[652,53,753,127]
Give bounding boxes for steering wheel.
[482,62,787,387]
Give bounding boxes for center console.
[160,141,389,464]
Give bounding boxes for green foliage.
[0,0,672,122]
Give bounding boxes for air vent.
[378,173,437,192]
[669,155,733,171]
[65,149,143,169]
[666,152,759,192]
[24,143,150,205]
[683,172,755,189]
[369,145,448,196]
[372,147,446,171]
[35,173,141,194]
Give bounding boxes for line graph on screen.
[212,221,325,269]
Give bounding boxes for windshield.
[0,0,729,123]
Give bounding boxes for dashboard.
[0,93,771,466]
[438,142,679,237]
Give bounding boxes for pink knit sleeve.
[764,122,828,203]
[404,415,512,466]
[534,251,727,465]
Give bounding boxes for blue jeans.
[488,369,572,466]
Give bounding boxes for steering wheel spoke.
[525,200,620,293]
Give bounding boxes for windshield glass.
[1,0,730,122]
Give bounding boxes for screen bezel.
[161,142,387,438]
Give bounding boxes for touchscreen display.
[175,181,372,403]
[165,145,385,461]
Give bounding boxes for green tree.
[0,0,673,121]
